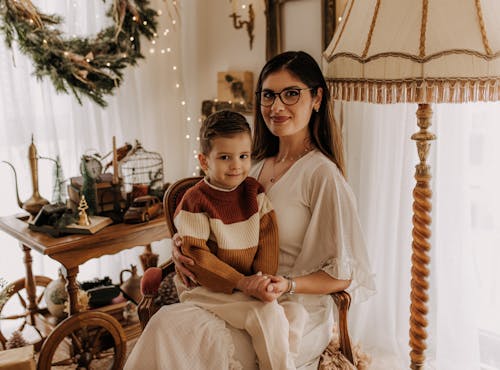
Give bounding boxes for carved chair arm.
[331,290,354,365]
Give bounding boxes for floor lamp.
[323,0,500,368]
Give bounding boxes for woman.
[125,51,375,370]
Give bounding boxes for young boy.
[174,110,306,370]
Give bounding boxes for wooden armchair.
[137,177,355,366]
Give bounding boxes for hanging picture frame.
[265,0,337,60]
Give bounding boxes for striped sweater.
[174,177,279,294]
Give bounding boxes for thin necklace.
[270,147,311,183]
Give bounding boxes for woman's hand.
[236,273,276,302]
[236,273,291,302]
[171,233,196,287]
[265,275,289,297]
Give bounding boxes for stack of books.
[67,173,127,214]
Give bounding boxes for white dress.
[124,150,375,370]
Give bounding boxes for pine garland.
[0,0,158,107]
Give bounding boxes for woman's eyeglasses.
[256,87,314,107]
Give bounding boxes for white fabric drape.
[342,101,500,369]
[0,1,184,285]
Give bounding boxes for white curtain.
[343,101,500,370]
[0,1,187,287]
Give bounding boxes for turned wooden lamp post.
[323,0,500,368]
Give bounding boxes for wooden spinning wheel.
[37,311,126,370]
[0,275,52,350]
[0,215,169,369]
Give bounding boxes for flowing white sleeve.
[293,162,376,303]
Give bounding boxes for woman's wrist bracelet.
[285,276,296,295]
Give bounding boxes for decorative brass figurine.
[77,195,91,226]
[2,136,49,216]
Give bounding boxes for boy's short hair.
[199,110,251,154]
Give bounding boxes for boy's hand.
[171,234,196,287]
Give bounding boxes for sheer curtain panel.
[0,0,185,289]
[344,102,500,370]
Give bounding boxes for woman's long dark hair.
[252,51,345,176]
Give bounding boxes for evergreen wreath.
[0,0,158,107]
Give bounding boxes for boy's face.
[199,132,252,190]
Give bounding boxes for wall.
[180,0,324,169]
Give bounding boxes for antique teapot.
[119,264,142,304]
[2,136,49,216]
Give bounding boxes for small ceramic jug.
[119,265,142,304]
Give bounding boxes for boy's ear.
[198,153,208,172]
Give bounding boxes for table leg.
[22,245,38,326]
[61,266,80,316]
[139,243,158,271]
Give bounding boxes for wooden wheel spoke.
[95,348,115,359]
[17,320,27,332]
[32,325,44,340]
[36,290,46,305]
[1,313,27,320]
[51,356,76,366]
[71,331,83,353]
[89,327,105,353]
[16,292,27,308]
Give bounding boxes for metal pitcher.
[119,265,142,305]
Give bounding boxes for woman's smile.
[270,115,290,124]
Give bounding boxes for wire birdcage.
[119,140,164,199]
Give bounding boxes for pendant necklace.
[270,147,311,183]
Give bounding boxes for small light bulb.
[173,66,177,70]
[181,100,186,105]
[193,150,197,154]
[63,51,69,57]
[175,83,180,88]
[161,49,166,54]
[167,48,171,52]
[185,134,190,139]
[86,58,91,63]
[338,17,342,22]
[143,21,148,26]
[152,40,156,45]
[43,39,47,44]
[196,136,200,141]
[149,48,155,54]
[242,4,246,9]
[187,117,191,121]
[106,62,111,67]
[172,20,176,25]
[130,36,134,41]
[132,16,137,21]
[157,10,162,16]
[195,166,200,170]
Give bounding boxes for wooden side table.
[0,214,169,369]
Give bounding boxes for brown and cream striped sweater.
[174,177,279,294]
